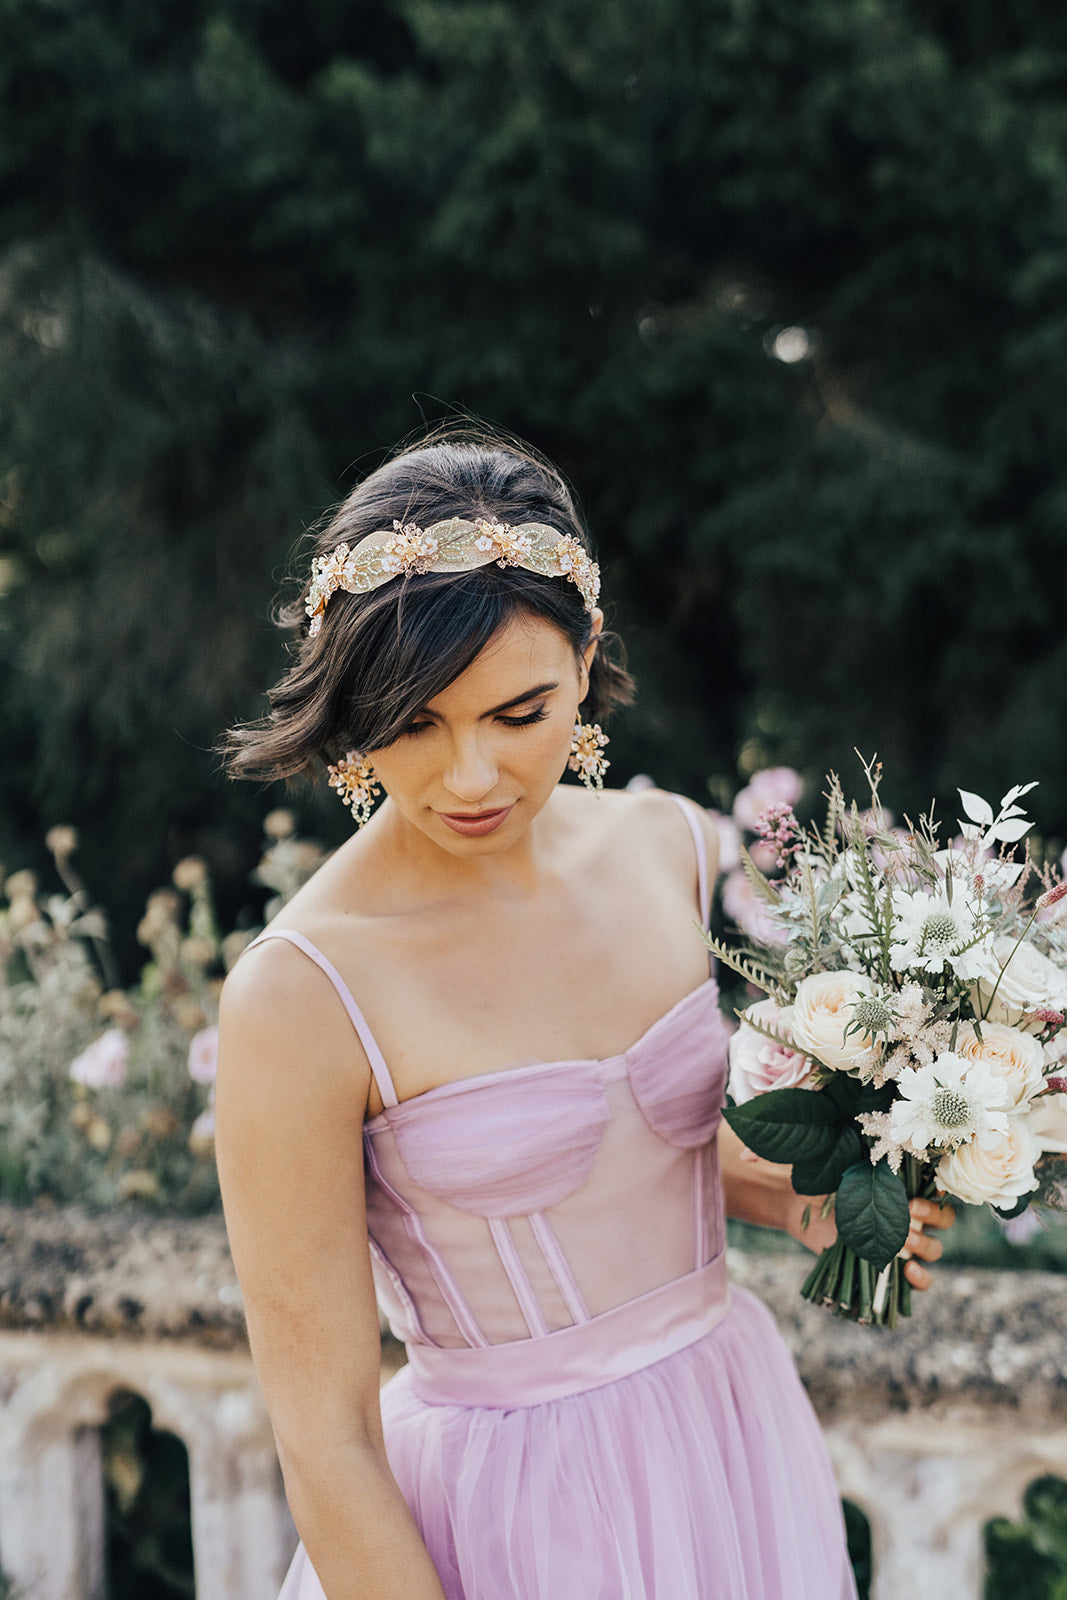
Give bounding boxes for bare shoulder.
[217,932,372,1114]
[560,784,720,885]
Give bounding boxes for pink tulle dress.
[261,796,857,1600]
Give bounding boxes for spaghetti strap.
[245,928,399,1108]
[667,794,712,930]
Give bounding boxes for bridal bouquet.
[709,764,1067,1327]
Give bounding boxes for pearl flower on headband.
[305,516,601,636]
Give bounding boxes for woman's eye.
[401,721,434,738]
[498,707,549,728]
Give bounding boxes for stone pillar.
[865,1450,990,1600]
[0,1412,105,1600]
[826,1413,1067,1600]
[171,1385,296,1600]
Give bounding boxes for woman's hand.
[900,1196,955,1291]
[722,1124,957,1293]
[788,1191,956,1292]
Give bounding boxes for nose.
[442,734,498,804]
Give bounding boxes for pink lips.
[438,805,515,837]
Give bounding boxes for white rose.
[955,1022,1045,1109]
[790,971,878,1073]
[973,935,1067,1030]
[936,1117,1038,1207]
[728,1000,814,1104]
[1025,1092,1067,1154]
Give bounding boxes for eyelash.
[499,707,549,728]
[401,707,549,737]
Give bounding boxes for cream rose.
[955,1022,1045,1109]
[728,1000,814,1104]
[789,971,878,1073]
[974,935,1067,1030]
[1025,1092,1067,1154]
[936,1117,1038,1207]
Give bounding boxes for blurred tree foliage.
[1,0,1066,956]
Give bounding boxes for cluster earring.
[568,719,610,793]
[327,751,381,827]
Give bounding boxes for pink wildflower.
[1037,882,1067,912]
[69,1029,129,1089]
[755,802,800,870]
[187,1026,219,1084]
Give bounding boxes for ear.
[578,608,604,702]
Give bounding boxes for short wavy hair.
[223,428,634,782]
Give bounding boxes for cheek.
[368,740,432,796]
[527,709,577,771]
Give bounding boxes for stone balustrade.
[0,1203,1063,1600]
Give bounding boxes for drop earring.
[568,720,609,793]
[327,751,381,826]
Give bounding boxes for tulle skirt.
[278,1286,856,1600]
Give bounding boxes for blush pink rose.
[728,999,815,1104]
[732,768,802,832]
[69,1028,129,1088]
[187,1026,219,1084]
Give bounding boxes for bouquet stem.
[799,1156,937,1328]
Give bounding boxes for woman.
[217,431,952,1600]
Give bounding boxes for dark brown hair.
[223,429,634,781]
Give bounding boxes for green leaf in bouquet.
[791,1127,867,1197]
[834,1159,911,1272]
[738,843,781,906]
[992,1189,1037,1221]
[854,1080,895,1115]
[723,1086,864,1194]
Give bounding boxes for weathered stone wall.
[0,1204,1064,1600]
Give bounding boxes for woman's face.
[369,611,600,851]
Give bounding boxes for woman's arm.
[215,942,447,1600]
[718,1116,954,1289]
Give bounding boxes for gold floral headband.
[305,516,601,637]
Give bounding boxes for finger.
[903,1258,933,1291]
[906,1229,943,1264]
[909,1197,955,1230]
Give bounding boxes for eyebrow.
[420,682,560,721]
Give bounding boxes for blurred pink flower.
[707,810,741,872]
[721,869,786,944]
[187,1026,219,1084]
[69,1029,128,1089]
[997,1209,1044,1246]
[732,767,802,831]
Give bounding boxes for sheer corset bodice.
[251,796,733,1401]
[362,978,729,1351]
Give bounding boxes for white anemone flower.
[889,887,988,979]
[888,1051,1010,1154]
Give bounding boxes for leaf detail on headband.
[305,517,600,636]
